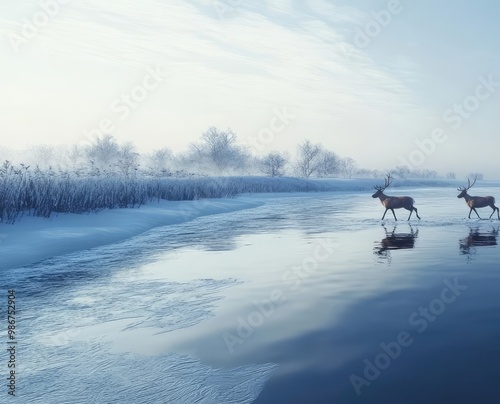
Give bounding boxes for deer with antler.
[457,177,499,219]
[372,174,421,221]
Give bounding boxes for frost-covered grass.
[0,164,231,223]
[0,162,477,224]
[0,170,333,224]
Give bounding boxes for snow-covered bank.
[0,198,264,271]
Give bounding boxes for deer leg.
[407,209,413,220]
[413,207,421,220]
[473,208,481,219]
[391,209,397,221]
[381,209,388,220]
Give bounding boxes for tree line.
[0,127,481,180]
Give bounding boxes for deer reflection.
[374,225,419,262]
[459,226,499,256]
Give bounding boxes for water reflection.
[374,224,419,264]
[459,226,499,258]
[4,197,338,299]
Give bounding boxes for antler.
[374,174,393,191]
[385,174,393,189]
[457,177,477,192]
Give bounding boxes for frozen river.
[4,186,500,403]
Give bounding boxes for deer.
[372,174,420,221]
[457,177,500,219]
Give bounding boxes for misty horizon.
[2,1,500,179]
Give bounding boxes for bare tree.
[338,157,357,178]
[28,144,57,169]
[468,172,484,181]
[392,165,411,179]
[420,169,438,179]
[355,168,384,178]
[65,145,87,173]
[260,151,287,177]
[116,142,140,176]
[191,127,249,172]
[295,140,323,178]
[317,150,339,177]
[146,147,173,176]
[84,134,120,173]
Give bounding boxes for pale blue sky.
[1,1,499,177]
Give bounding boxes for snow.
[0,198,263,271]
